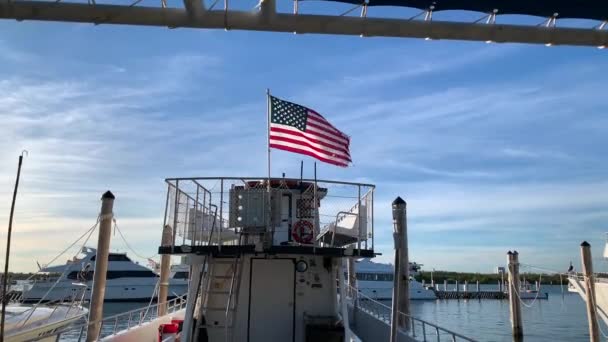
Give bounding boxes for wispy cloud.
[0,23,606,274]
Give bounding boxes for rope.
[112,218,156,260]
[510,268,542,308]
[142,279,160,321]
[26,217,100,281]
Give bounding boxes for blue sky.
[0,12,607,273]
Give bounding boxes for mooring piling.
[158,224,173,316]
[86,191,115,342]
[390,196,409,342]
[581,241,600,342]
[507,251,523,339]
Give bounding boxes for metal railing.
[164,177,375,251]
[351,287,477,342]
[62,295,186,341]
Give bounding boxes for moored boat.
[22,247,188,303]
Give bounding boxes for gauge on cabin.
[296,260,308,272]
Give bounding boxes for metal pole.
[158,224,173,316]
[390,196,409,342]
[86,191,115,342]
[267,90,273,248]
[313,162,318,248]
[357,184,361,254]
[347,257,356,296]
[581,241,600,342]
[1,153,25,341]
[507,251,523,339]
[267,88,271,185]
[172,180,179,249]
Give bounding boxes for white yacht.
[22,247,188,303]
[355,259,437,300]
[568,237,608,326]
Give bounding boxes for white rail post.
[86,191,115,342]
[390,196,409,342]
[158,224,173,316]
[581,241,600,342]
[507,251,523,339]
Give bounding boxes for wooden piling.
[87,191,115,342]
[581,241,600,342]
[507,251,523,339]
[390,196,409,342]
[444,280,447,291]
[158,224,173,316]
[476,280,480,293]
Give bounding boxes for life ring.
[292,220,314,244]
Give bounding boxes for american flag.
[269,96,351,167]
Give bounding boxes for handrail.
[350,285,477,342]
[165,176,376,189]
[66,294,187,341]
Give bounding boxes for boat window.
[173,272,189,279]
[67,270,158,281]
[356,272,393,281]
[89,254,132,262]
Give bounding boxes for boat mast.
[1,151,26,340]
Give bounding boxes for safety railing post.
[113,316,119,335]
[219,178,224,249]
[172,180,179,248]
[422,321,427,342]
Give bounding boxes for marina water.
[388,285,592,341]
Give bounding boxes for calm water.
[387,285,598,342]
[61,285,597,341]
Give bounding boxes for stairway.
[197,256,244,342]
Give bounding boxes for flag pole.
[266,88,271,187]
[266,88,272,246]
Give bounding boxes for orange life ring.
[292,220,314,244]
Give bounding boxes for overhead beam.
[0,1,607,47]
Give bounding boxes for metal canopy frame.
[0,0,607,47]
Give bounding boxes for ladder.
[197,253,244,342]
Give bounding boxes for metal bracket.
[408,5,434,21]
[539,13,558,28]
[474,9,497,24]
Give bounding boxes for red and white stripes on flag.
[268,95,351,167]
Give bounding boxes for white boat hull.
[4,304,87,342]
[569,276,608,325]
[23,280,188,303]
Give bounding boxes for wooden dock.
[435,290,508,299]
[434,290,548,300]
